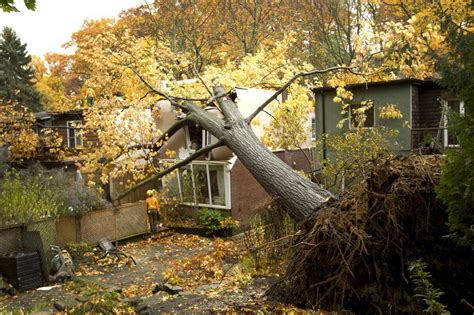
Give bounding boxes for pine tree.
[0,26,42,112]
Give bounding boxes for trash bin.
[0,251,43,291]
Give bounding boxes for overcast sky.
[0,0,143,57]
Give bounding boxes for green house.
[313,79,464,158]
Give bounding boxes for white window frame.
[443,100,464,148]
[161,159,231,209]
[66,120,83,148]
[183,126,195,153]
[202,129,217,147]
[349,103,375,129]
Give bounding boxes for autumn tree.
[435,8,474,246]
[0,27,42,112]
[32,53,82,111]
[2,0,472,222]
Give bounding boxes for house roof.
[34,109,84,120]
[312,78,437,93]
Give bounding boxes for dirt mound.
[268,155,474,314]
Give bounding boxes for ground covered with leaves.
[0,232,328,314]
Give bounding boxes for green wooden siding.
[315,83,413,154]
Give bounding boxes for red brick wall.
[230,149,314,225]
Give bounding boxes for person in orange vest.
[145,190,160,234]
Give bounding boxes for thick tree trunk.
[222,120,332,221]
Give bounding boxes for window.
[444,100,465,147]
[185,125,203,152]
[67,120,83,148]
[164,161,231,209]
[208,165,226,206]
[310,113,317,141]
[202,130,217,147]
[349,103,375,129]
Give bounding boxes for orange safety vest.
[146,196,160,211]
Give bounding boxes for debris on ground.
[0,232,321,313]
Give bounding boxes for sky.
[0,0,143,57]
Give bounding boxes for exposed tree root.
[268,155,474,314]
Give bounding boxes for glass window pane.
[67,122,75,148]
[208,165,226,206]
[162,169,180,200]
[193,164,210,205]
[311,116,316,140]
[178,165,195,203]
[350,104,374,128]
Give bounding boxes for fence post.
[114,206,118,247]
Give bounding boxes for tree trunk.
[221,120,332,221]
[185,89,333,221]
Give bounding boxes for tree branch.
[192,65,213,97]
[99,117,192,166]
[112,140,224,202]
[213,86,244,122]
[128,66,206,109]
[246,66,359,123]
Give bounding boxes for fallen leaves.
[162,238,242,290]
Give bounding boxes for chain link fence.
[0,218,56,282]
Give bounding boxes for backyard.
[1,232,323,314]
[0,0,473,314]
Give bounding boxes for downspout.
[321,91,327,160]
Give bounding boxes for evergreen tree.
[0,26,42,112]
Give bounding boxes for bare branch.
[128,66,207,109]
[112,140,225,202]
[246,66,359,123]
[192,65,213,97]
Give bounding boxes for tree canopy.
[1,0,472,210]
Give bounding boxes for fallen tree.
[111,66,351,221]
[267,155,474,314]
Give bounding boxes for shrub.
[0,164,109,225]
[196,208,223,234]
[51,169,109,216]
[0,168,62,225]
[242,201,297,272]
[409,259,450,315]
[317,127,395,194]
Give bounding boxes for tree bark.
[221,119,332,221]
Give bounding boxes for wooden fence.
[0,201,148,254]
[55,201,148,246]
